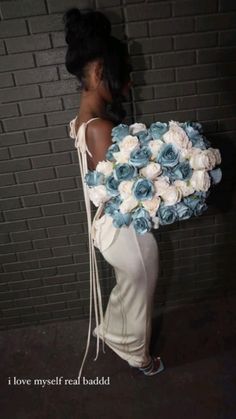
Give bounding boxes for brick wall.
[0,0,236,330]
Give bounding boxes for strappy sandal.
[137,356,165,376]
[92,329,164,376]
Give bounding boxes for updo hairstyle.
[63,8,132,123]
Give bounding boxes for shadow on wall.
[99,6,236,327]
[206,50,236,296]
[127,33,236,329]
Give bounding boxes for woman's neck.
[78,89,107,119]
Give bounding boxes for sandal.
[92,329,165,376]
[137,356,165,376]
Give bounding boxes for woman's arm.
[86,119,115,170]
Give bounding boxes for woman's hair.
[63,7,132,123]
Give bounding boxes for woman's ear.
[90,59,103,89]
[95,59,104,82]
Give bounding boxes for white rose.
[189,147,218,170]
[203,148,218,170]
[189,170,211,192]
[88,185,110,207]
[174,179,195,197]
[162,120,192,150]
[180,149,190,160]
[148,139,164,160]
[113,150,130,163]
[118,180,134,199]
[120,196,138,214]
[96,160,114,176]
[161,185,182,206]
[189,150,210,170]
[210,147,221,165]
[129,123,147,135]
[140,162,162,180]
[119,135,139,153]
[141,196,161,217]
[153,176,170,196]
[180,146,201,160]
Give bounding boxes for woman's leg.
[93,222,160,368]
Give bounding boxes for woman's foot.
[138,356,165,376]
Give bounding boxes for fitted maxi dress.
[69,117,160,379]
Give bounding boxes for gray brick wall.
[0,0,236,330]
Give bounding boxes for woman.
[64,7,165,378]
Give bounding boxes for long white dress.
[69,117,160,379]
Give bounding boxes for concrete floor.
[0,294,236,419]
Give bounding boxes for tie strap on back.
[69,117,106,379]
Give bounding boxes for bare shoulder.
[87,118,115,140]
[85,119,115,168]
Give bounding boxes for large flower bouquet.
[84,120,222,235]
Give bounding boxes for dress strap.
[69,117,101,157]
[69,116,106,379]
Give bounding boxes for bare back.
[75,116,115,171]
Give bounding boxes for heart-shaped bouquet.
[84,120,222,234]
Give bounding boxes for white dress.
[69,117,160,379]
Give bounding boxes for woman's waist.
[91,210,119,252]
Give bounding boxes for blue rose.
[194,201,208,216]
[180,121,203,134]
[132,178,155,201]
[209,167,222,185]
[202,136,211,148]
[104,196,122,216]
[171,161,193,181]
[149,122,169,139]
[105,143,120,161]
[131,207,152,234]
[161,166,175,182]
[84,170,105,187]
[111,124,129,143]
[183,194,208,216]
[174,202,193,221]
[157,204,178,225]
[136,130,152,146]
[183,194,200,210]
[191,135,207,150]
[132,217,152,234]
[112,209,132,227]
[162,161,192,182]
[180,121,207,150]
[105,175,120,196]
[114,163,137,181]
[132,207,149,219]
[156,143,180,168]
[129,146,152,168]
[194,191,210,199]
